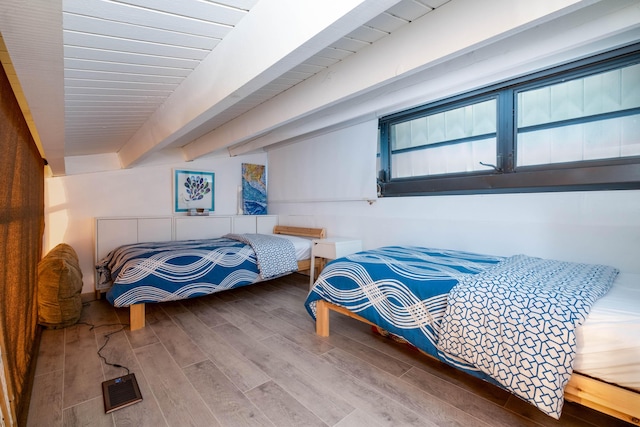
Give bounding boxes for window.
[378,43,640,196]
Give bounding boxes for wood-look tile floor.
[27,273,632,427]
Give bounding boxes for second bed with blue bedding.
[305,246,620,420]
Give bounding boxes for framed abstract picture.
[241,163,267,215]
[173,169,215,213]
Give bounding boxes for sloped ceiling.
[0,0,449,175]
[1,0,637,176]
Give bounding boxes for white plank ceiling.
[0,0,459,174]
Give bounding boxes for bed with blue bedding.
[304,246,639,422]
[96,226,325,330]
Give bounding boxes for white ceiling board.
[328,38,370,54]
[60,0,260,158]
[387,1,434,20]
[64,87,172,97]
[63,46,201,68]
[116,0,404,168]
[64,69,184,84]
[346,25,390,44]
[365,13,410,32]
[63,31,211,60]
[120,0,248,23]
[62,14,220,50]
[64,58,193,77]
[63,0,235,38]
[181,0,590,160]
[65,78,178,91]
[0,0,65,174]
[289,64,327,75]
[421,0,451,8]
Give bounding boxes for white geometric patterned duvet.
[437,254,618,419]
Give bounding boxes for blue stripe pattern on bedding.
[437,254,618,419]
[305,246,619,419]
[305,246,503,359]
[98,234,297,307]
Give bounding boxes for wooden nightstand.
[309,237,362,289]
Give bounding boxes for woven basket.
[37,243,83,329]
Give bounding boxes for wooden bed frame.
[314,300,640,425]
[128,225,326,331]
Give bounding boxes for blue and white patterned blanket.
[305,247,618,419]
[98,234,298,307]
[305,246,503,358]
[224,233,297,279]
[437,254,618,419]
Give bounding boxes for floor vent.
[102,373,143,413]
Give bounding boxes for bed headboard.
[273,225,326,239]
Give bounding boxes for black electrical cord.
[77,321,131,376]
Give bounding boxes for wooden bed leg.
[316,300,330,337]
[129,303,145,331]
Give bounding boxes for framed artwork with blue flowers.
[173,169,215,213]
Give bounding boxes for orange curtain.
[0,60,45,423]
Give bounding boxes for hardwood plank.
[321,347,493,427]
[82,299,122,328]
[134,342,220,426]
[34,328,64,377]
[230,298,334,354]
[178,297,231,328]
[323,327,413,378]
[148,310,207,368]
[95,327,138,381]
[171,311,270,392]
[328,313,515,406]
[245,283,307,311]
[504,394,631,427]
[26,369,63,427]
[269,306,316,333]
[183,360,271,427]
[198,299,277,341]
[400,366,539,427]
[331,313,514,407]
[214,322,354,425]
[122,322,159,350]
[334,409,384,427]
[113,305,159,349]
[330,311,430,366]
[62,323,105,408]
[245,381,327,427]
[62,397,113,427]
[213,287,252,303]
[270,273,310,294]
[259,335,431,427]
[156,300,189,317]
[229,289,282,313]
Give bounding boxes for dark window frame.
[378,42,640,196]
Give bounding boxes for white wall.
[268,122,640,273]
[44,152,267,294]
[270,188,640,274]
[267,135,640,273]
[266,2,640,274]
